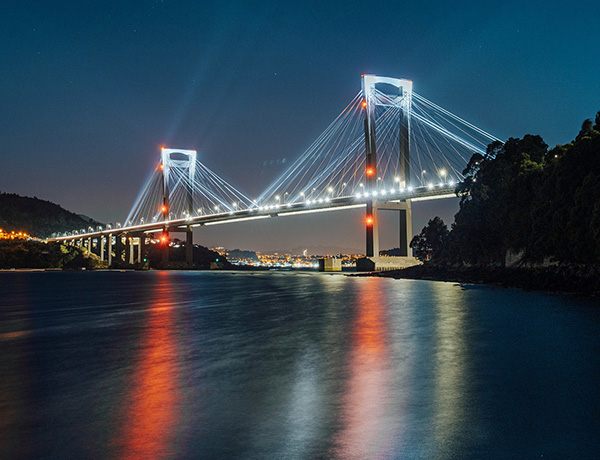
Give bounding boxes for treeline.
[0,193,102,238]
[412,111,600,267]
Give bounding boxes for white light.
[394,176,400,182]
[448,180,455,186]
[408,186,413,192]
[259,206,264,211]
[327,187,333,193]
[381,190,387,195]
[325,197,330,202]
[204,215,270,226]
[388,189,393,194]
[356,192,362,198]
[438,182,444,187]
[318,198,323,203]
[428,183,434,189]
[287,203,292,207]
[373,190,379,196]
[400,187,405,192]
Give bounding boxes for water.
[1,271,599,460]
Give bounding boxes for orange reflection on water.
[117,273,181,460]
[334,279,394,459]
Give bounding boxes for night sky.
[2,1,599,253]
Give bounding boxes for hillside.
[0,192,102,238]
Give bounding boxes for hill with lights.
[0,192,102,238]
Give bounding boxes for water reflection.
[0,309,30,459]
[116,272,181,460]
[334,279,395,459]
[430,282,470,457]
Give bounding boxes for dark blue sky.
[2,1,599,252]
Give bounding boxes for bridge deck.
[49,185,456,241]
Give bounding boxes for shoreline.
[372,264,600,297]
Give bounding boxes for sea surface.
[0,270,599,460]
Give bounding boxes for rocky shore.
[375,263,600,296]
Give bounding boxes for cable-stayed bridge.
[50,75,499,269]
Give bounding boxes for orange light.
[159,164,164,170]
[361,100,367,108]
[366,167,375,177]
[366,215,374,226]
[160,205,168,214]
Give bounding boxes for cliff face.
[0,193,102,238]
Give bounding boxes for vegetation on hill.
[409,111,600,269]
[0,240,107,269]
[0,193,102,238]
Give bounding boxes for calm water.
[0,271,599,460]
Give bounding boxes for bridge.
[49,75,500,269]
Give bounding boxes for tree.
[576,118,593,141]
[410,216,449,262]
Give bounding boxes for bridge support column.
[137,235,144,264]
[107,234,113,266]
[128,237,135,265]
[398,201,413,257]
[161,230,169,268]
[366,201,379,257]
[186,227,193,266]
[100,236,106,261]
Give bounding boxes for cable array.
[255,87,499,208]
[124,159,253,228]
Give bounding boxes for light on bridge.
[361,100,367,109]
[160,205,168,214]
[366,167,375,177]
[366,215,374,226]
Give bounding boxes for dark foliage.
[441,110,600,267]
[143,241,227,269]
[0,193,102,238]
[0,240,105,269]
[410,216,449,262]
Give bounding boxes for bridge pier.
[366,199,412,258]
[186,226,193,266]
[107,234,113,266]
[161,230,169,267]
[137,235,144,264]
[366,201,379,257]
[128,236,135,265]
[100,235,106,261]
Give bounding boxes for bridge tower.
[361,75,413,259]
[161,148,197,266]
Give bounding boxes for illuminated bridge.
[49,75,500,269]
